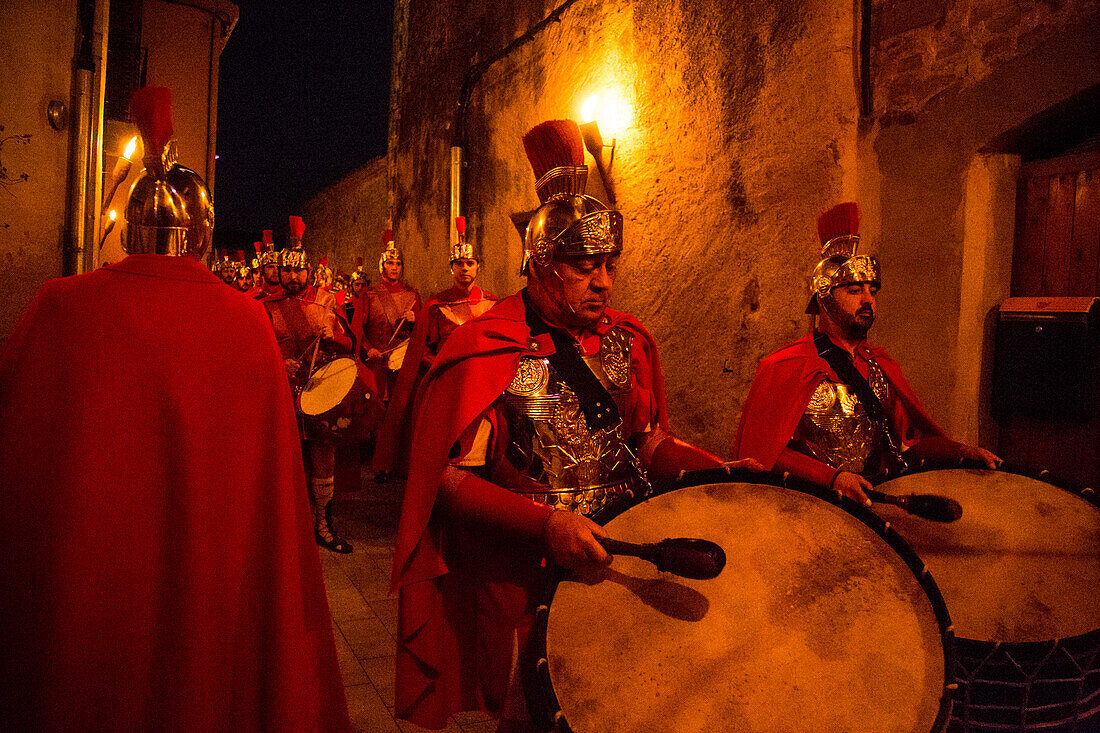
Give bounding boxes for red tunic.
[734,332,954,484]
[370,285,497,476]
[0,255,349,732]
[391,293,670,728]
[351,279,421,355]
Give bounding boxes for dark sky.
[214,0,393,240]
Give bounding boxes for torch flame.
[579,92,632,138]
[108,209,118,222]
[123,135,138,161]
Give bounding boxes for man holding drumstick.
[351,231,421,406]
[391,119,761,731]
[262,215,356,553]
[734,201,998,505]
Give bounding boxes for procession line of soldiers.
[0,85,999,732]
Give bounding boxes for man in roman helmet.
[350,230,421,402]
[0,86,349,731]
[214,249,236,285]
[232,251,253,293]
[370,215,498,481]
[253,229,282,299]
[343,256,367,324]
[391,119,761,730]
[262,215,357,553]
[734,202,998,504]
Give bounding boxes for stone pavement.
[325,481,494,733]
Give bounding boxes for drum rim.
[877,460,1100,728]
[527,466,956,733]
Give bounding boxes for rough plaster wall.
[0,0,77,346]
[860,2,1100,441]
[302,156,388,274]
[391,0,860,454]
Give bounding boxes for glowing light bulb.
[122,135,138,161]
[579,92,633,138]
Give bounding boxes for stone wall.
[301,155,388,279]
[315,0,1100,454]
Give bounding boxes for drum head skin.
[546,483,946,733]
[875,469,1100,643]
[299,358,358,415]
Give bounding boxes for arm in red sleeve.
[641,429,724,482]
[773,446,840,489]
[438,466,554,541]
[902,435,965,463]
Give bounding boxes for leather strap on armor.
[521,289,619,431]
[812,332,897,446]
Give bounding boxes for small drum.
[385,338,409,372]
[297,357,377,440]
[873,464,1100,731]
[530,474,954,733]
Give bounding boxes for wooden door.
[1001,150,1100,488]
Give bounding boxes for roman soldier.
[734,202,998,504]
[344,256,367,324]
[370,215,498,481]
[350,231,421,402]
[232,250,252,293]
[390,119,761,729]
[0,85,349,730]
[262,215,356,553]
[214,249,235,285]
[255,229,282,299]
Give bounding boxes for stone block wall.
[309,0,1100,453]
[302,155,388,279]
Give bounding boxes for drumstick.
[386,316,408,345]
[307,328,323,377]
[596,537,726,580]
[864,488,962,523]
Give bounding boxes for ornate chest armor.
[501,327,638,517]
[789,359,904,477]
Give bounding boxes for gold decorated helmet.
[213,250,236,283]
[122,86,192,256]
[281,216,309,269]
[450,216,477,264]
[164,142,213,259]
[521,120,622,276]
[806,202,880,314]
[313,256,333,288]
[379,229,402,274]
[259,230,278,267]
[349,256,365,283]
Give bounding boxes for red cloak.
[734,332,947,470]
[391,292,670,728]
[370,285,497,476]
[0,255,350,732]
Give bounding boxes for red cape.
[0,256,350,731]
[391,292,669,727]
[734,332,946,469]
[370,285,497,476]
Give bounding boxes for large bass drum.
[873,462,1100,732]
[528,469,955,733]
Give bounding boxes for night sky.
[214,0,393,244]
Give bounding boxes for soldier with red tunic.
[350,231,421,402]
[391,120,761,729]
[262,216,355,553]
[370,215,498,480]
[0,85,349,731]
[734,202,998,504]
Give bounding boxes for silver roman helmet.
[521,119,623,276]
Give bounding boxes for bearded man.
[734,202,998,505]
[391,120,760,730]
[370,215,498,481]
[262,216,356,553]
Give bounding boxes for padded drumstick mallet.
[864,488,963,523]
[597,537,727,580]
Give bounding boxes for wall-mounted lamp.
[579,94,631,208]
[99,209,117,251]
[101,135,139,214]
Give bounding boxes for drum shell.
[873,462,1100,732]
[528,468,956,733]
[296,358,381,441]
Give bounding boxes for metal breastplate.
[789,359,902,477]
[501,327,637,517]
